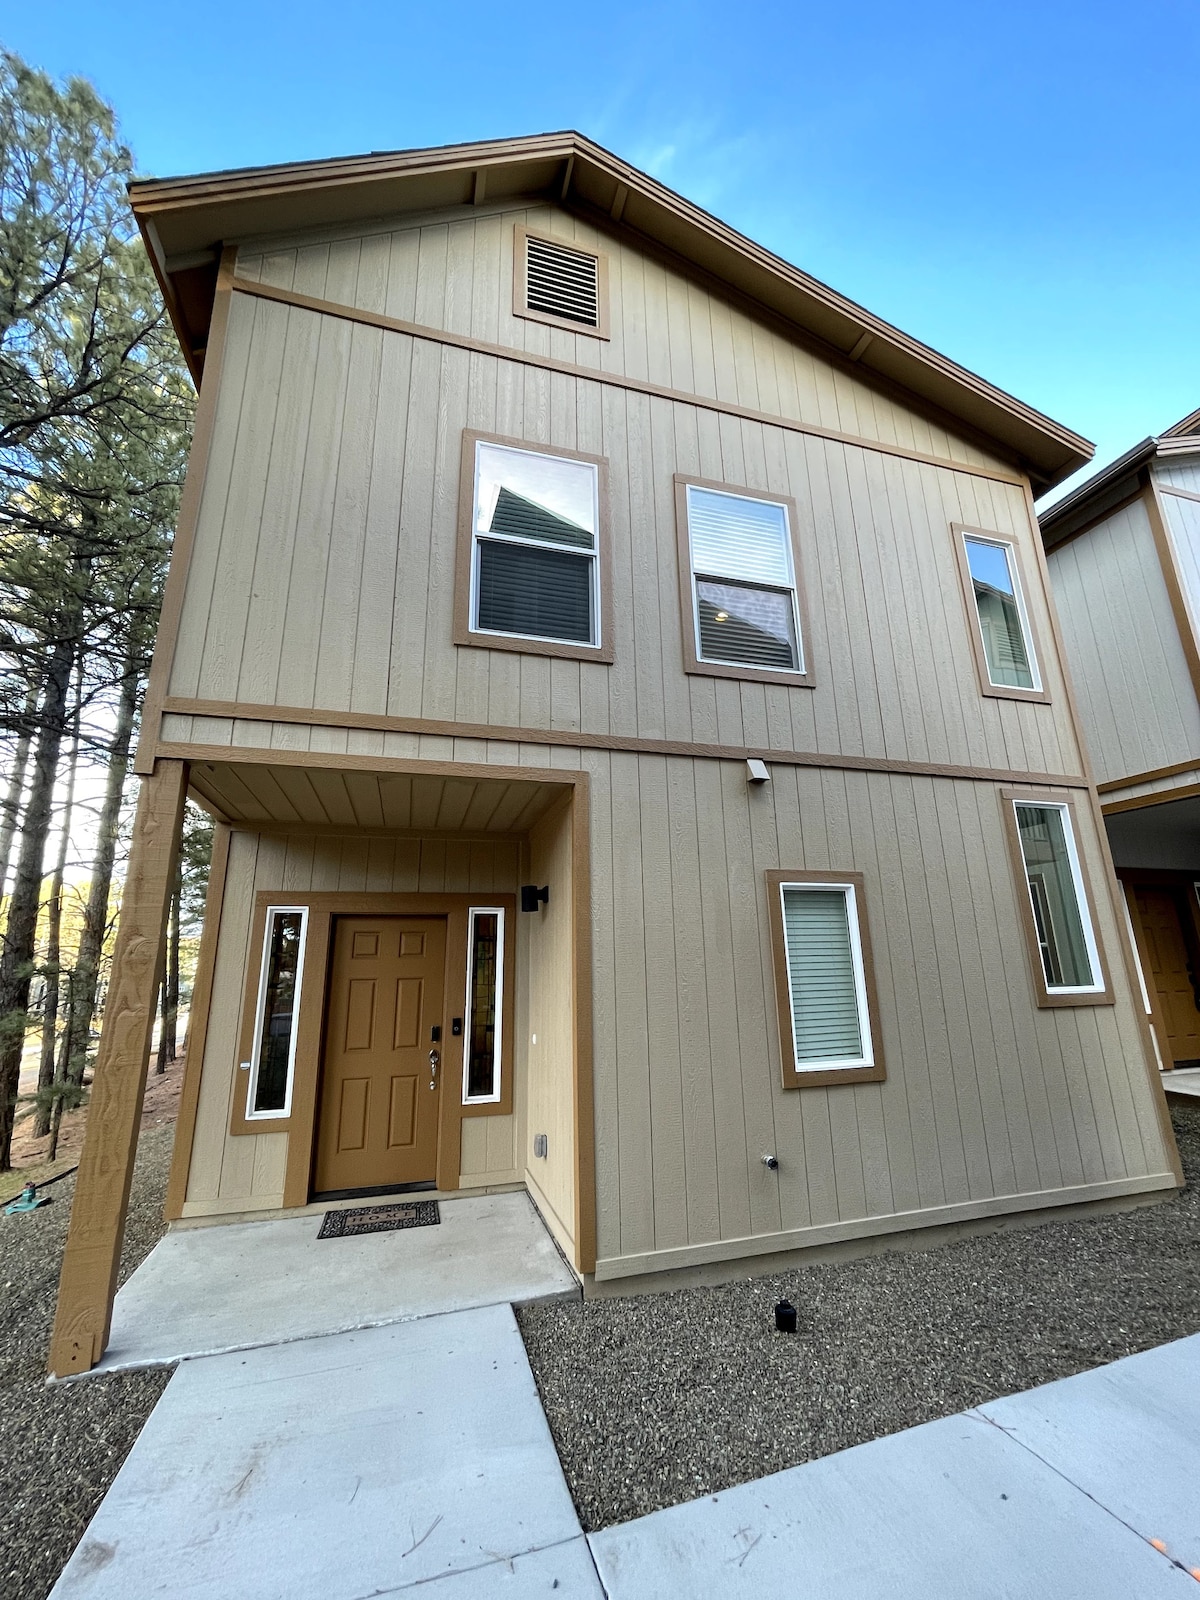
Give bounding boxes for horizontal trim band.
[1101,782,1200,816]
[593,1170,1179,1280]
[229,275,1026,489]
[1097,758,1200,794]
[160,697,1089,789]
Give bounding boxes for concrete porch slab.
[98,1190,578,1371]
[588,1336,1200,1598]
[1163,1067,1200,1100]
[52,1306,604,1598]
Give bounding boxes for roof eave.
[130,131,1093,488]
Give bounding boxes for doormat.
[318,1200,441,1239]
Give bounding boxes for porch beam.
[48,759,189,1376]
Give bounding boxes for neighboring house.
[1042,409,1200,1072]
[50,134,1181,1376]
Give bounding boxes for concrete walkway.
[54,1306,604,1598]
[99,1190,577,1370]
[1164,1067,1200,1100]
[590,1334,1200,1597]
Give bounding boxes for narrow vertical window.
[471,441,600,646]
[1011,801,1103,995]
[765,870,884,1088]
[680,481,809,681]
[247,907,308,1117]
[463,907,504,1104]
[962,532,1041,691]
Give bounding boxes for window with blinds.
[963,534,1040,691]
[471,440,600,646]
[779,883,872,1070]
[685,484,803,673]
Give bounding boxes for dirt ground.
[2,1075,180,1600]
[3,1055,184,1204]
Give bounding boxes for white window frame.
[1012,800,1104,996]
[469,440,601,649]
[462,905,506,1106]
[685,483,804,675]
[962,530,1042,692]
[778,880,874,1072]
[244,904,309,1120]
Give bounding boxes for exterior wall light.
[520,884,550,912]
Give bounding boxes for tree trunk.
[34,681,81,1137]
[47,971,73,1163]
[0,682,38,897]
[0,633,75,1170]
[63,659,138,1092]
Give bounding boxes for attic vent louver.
[525,234,600,328]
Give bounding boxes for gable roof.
[1038,403,1200,545]
[130,131,1092,489]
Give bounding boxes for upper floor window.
[676,478,812,686]
[513,225,609,339]
[456,433,613,663]
[954,525,1047,702]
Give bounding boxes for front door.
[314,916,446,1195]
[1132,886,1200,1067]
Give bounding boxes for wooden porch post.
[48,759,188,1376]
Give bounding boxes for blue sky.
[8,1,1196,500]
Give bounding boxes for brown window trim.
[675,475,815,689]
[453,429,615,665]
[512,223,611,341]
[998,787,1113,1008]
[229,893,517,1157]
[764,868,886,1089]
[952,522,1051,705]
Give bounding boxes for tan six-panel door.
[314,916,446,1194]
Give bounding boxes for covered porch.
[49,747,595,1376]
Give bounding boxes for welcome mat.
[318,1200,441,1239]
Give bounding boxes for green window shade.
[1014,804,1095,988]
[965,536,1035,689]
[253,911,303,1113]
[781,887,865,1064]
[476,540,593,641]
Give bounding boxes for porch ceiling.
[187,759,567,834]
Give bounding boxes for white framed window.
[682,482,806,677]
[766,869,884,1087]
[961,531,1042,692]
[462,906,505,1105]
[469,439,601,648]
[1011,800,1104,996]
[245,906,308,1118]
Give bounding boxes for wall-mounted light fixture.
[746,759,771,785]
[520,884,550,912]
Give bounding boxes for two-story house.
[50,134,1182,1376]
[1042,409,1200,1074]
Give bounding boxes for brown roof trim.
[1038,401,1200,543]
[131,131,1092,487]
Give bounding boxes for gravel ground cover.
[1,1123,175,1600]
[518,1103,1200,1532]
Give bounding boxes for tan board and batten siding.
[160,202,1178,1275]
[1047,495,1200,787]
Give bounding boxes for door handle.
[428,1048,440,1092]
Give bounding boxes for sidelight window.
[463,907,505,1104]
[246,906,308,1118]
